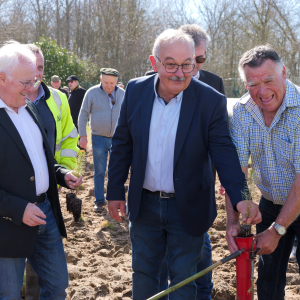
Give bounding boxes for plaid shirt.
[230,80,300,205]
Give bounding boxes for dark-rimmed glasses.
[155,56,195,73]
[195,56,206,64]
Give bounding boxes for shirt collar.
[100,84,118,95]
[153,74,183,103]
[33,84,45,104]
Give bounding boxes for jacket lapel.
[174,80,197,167]
[141,78,155,166]
[0,108,31,164]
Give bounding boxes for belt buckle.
[159,191,169,198]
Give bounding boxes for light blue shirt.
[143,76,183,193]
[33,84,45,104]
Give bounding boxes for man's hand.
[255,227,281,255]
[64,172,83,189]
[79,136,88,149]
[226,221,240,253]
[108,200,126,222]
[22,203,46,226]
[236,200,262,224]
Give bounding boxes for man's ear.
[0,72,7,86]
[244,82,248,90]
[150,56,158,72]
[282,65,287,80]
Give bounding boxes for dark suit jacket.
[200,70,225,95]
[107,75,247,237]
[0,100,69,258]
[199,70,225,180]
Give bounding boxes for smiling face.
[150,40,194,101]
[244,59,287,114]
[0,59,36,112]
[100,74,118,94]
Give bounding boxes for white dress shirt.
[0,99,49,195]
[143,76,183,193]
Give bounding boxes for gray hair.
[179,24,211,49]
[27,43,43,57]
[0,41,36,76]
[238,44,284,82]
[152,29,195,57]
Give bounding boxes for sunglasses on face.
[68,80,74,83]
[195,56,206,64]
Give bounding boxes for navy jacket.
[0,100,69,258]
[107,75,246,237]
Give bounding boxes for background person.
[67,75,86,130]
[25,43,79,297]
[51,75,69,98]
[78,68,125,212]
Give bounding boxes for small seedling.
[240,169,255,237]
[101,220,115,230]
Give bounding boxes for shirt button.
[30,176,35,181]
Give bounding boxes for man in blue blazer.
[107,29,261,300]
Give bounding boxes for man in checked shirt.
[225,44,300,300]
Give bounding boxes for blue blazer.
[107,75,246,236]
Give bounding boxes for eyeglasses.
[7,74,39,90]
[68,80,74,83]
[195,56,206,64]
[155,56,195,73]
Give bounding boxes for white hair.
[152,29,195,57]
[0,41,36,77]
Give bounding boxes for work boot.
[25,262,40,300]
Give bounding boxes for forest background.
[1,0,299,97]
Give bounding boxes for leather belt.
[143,188,175,198]
[35,193,46,204]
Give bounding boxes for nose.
[174,65,184,77]
[257,84,268,95]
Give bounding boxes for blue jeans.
[0,198,68,299]
[160,233,213,300]
[256,197,300,300]
[92,135,111,204]
[129,191,204,300]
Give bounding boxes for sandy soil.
[60,146,300,300]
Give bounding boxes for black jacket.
[199,70,225,181]
[68,86,86,128]
[0,100,69,258]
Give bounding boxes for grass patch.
[101,220,115,230]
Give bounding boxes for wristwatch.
[271,222,286,235]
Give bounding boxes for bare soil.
[60,146,300,300]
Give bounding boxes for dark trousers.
[256,197,300,300]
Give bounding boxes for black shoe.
[94,202,104,212]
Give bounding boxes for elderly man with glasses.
[106,28,261,300]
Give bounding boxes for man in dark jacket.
[67,75,86,130]
[160,24,226,300]
[0,42,82,298]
